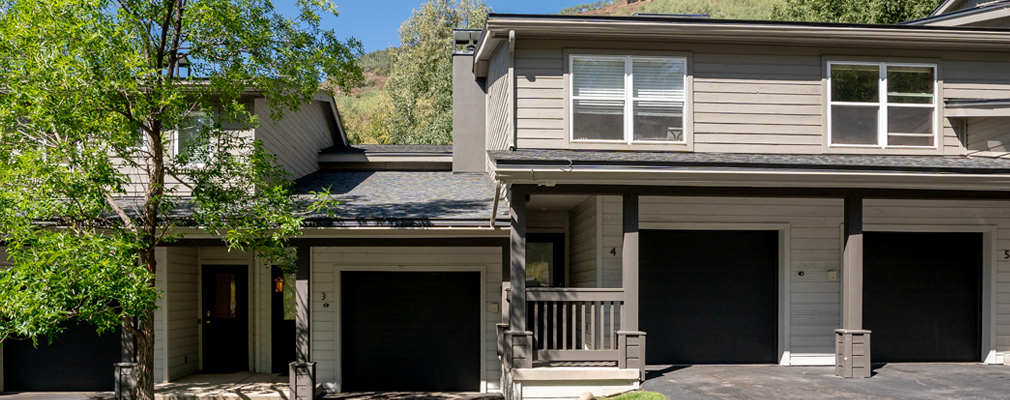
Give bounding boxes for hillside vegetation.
[332,48,395,144]
[561,0,785,20]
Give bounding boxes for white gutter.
[493,164,1010,192]
[490,180,502,228]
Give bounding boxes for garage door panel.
[3,322,121,391]
[864,232,982,363]
[641,230,778,365]
[341,271,480,392]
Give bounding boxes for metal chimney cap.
[453,29,483,45]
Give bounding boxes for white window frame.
[173,111,210,166]
[827,61,939,149]
[569,55,688,144]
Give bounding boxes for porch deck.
[154,372,304,400]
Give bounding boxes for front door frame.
[331,265,488,393]
[198,263,253,373]
[859,224,998,364]
[640,222,791,365]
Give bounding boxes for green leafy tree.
[0,0,360,398]
[381,0,489,144]
[772,0,941,24]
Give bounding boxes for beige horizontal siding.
[166,247,200,380]
[256,99,334,180]
[568,197,599,288]
[154,248,168,382]
[311,246,503,393]
[509,39,1010,155]
[487,44,514,174]
[514,47,565,150]
[967,117,1010,153]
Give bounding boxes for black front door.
[272,266,296,374]
[641,230,779,364]
[201,265,249,373]
[864,232,982,362]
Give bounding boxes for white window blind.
[572,57,625,98]
[633,58,686,100]
[571,55,687,143]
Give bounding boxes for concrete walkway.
[154,372,291,400]
[643,363,1010,400]
[0,372,290,400]
[324,393,503,400]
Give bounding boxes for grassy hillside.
[562,0,784,20]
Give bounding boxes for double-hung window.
[828,62,938,148]
[571,55,687,143]
[175,112,210,164]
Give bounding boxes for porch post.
[621,192,639,332]
[290,246,316,399]
[618,192,646,380]
[836,197,871,378]
[506,185,533,369]
[294,246,311,363]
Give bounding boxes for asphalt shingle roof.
[489,150,1010,174]
[293,171,505,226]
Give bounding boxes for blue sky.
[276,1,584,53]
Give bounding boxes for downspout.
[490,180,502,228]
[509,30,517,150]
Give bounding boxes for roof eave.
[475,15,1010,64]
[931,0,963,17]
[492,163,1010,192]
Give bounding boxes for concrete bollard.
[289,361,317,400]
[114,362,137,400]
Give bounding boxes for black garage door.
[864,232,982,363]
[641,230,779,364]
[342,271,481,391]
[3,322,121,391]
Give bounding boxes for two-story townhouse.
[6,1,1010,399]
[467,4,1010,400]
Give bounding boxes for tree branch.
[106,193,138,234]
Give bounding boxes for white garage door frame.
[331,265,489,393]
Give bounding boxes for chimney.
[452,29,486,173]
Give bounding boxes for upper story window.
[571,55,687,144]
[176,112,209,164]
[828,62,938,148]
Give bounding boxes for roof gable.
[912,0,1010,26]
[932,0,1008,16]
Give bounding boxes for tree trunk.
[137,310,156,400]
[136,246,159,400]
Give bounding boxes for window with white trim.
[570,55,687,143]
[175,112,210,164]
[828,62,938,148]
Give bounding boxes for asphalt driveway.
[643,363,1010,400]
